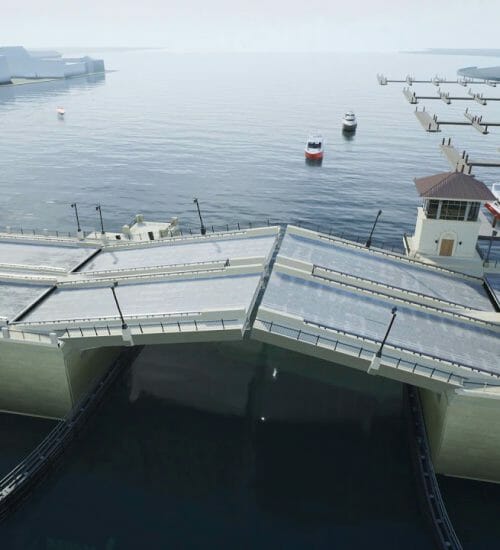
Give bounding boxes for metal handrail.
[302,317,500,382]
[255,317,500,386]
[61,317,241,339]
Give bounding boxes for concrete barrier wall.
[0,340,71,419]
[421,386,500,483]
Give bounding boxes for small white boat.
[57,107,65,117]
[304,134,324,160]
[342,111,357,132]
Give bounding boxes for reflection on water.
[305,157,323,167]
[342,129,356,141]
[0,73,105,106]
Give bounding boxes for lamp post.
[193,198,206,235]
[365,209,382,248]
[95,204,105,235]
[485,229,498,266]
[70,203,81,233]
[110,282,133,344]
[368,306,397,374]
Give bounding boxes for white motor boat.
[57,107,65,117]
[342,111,357,132]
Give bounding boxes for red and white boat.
[485,183,500,220]
[304,134,324,160]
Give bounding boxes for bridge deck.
[20,273,262,326]
[0,240,98,272]
[0,282,51,321]
[260,269,500,376]
[79,232,277,274]
[279,229,493,311]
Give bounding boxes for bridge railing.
[254,317,500,387]
[311,264,480,314]
[61,316,243,340]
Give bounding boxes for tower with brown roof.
[405,171,495,274]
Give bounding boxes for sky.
[3,0,500,52]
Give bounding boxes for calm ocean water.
[1,50,500,549]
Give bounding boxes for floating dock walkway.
[440,137,500,172]
[378,73,497,87]
[414,108,500,134]
[402,87,500,106]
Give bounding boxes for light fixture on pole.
[193,198,206,235]
[95,204,107,243]
[365,209,382,248]
[368,306,397,374]
[111,282,133,345]
[70,203,84,239]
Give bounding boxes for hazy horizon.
[2,0,500,53]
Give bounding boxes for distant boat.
[342,111,357,132]
[304,134,324,160]
[57,107,65,117]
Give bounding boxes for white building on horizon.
[0,46,105,84]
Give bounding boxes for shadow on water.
[0,342,434,549]
[305,157,323,167]
[0,73,106,106]
[342,129,356,141]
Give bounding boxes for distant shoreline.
[404,48,500,57]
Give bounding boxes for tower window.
[439,200,467,221]
[467,202,480,221]
[424,200,439,219]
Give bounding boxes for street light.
[365,209,383,248]
[95,204,105,235]
[368,306,397,374]
[193,198,206,235]
[110,282,133,344]
[484,229,498,266]
[70,203,81,233]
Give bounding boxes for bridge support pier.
[421,386,500,483]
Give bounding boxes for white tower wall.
[412,207,482,259]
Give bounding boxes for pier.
[440,138,500,172]
[402,87,500,106]
[378,73,496,87]
[414,108,500,134]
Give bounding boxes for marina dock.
[440,138,500,172]
[378,73,497,87]
[402,87,500,106]
[414,108,500,134]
